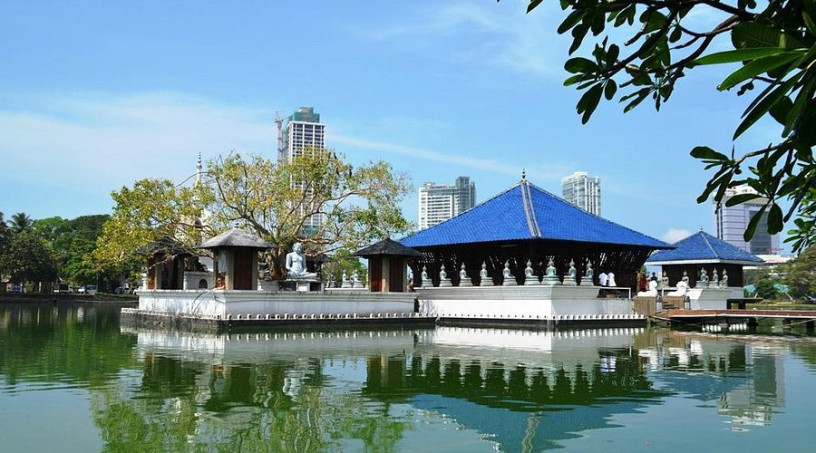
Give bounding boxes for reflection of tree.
[0,304,135,387]
[90,354,411,452]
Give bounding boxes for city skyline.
[561,171,601,217]
[0,1,794,254]
[282,106,326,236]
[418,176,476,230]
[715,186,781,256]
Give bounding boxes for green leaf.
[768,203,784,233]
[693,48,787,66]
[784,76,816,136]
[557,10,584,34]
[564,57,597,74]
[735,72,803,139]
[804,11,816,35]
[732,22,782,49]
[724,193,761,207]
[527,0,545,13]
[640,9,667,34]
[569,24,589,54]
[577,83,604,124]
[769,96,794,127]
[564,73,591,86]
[690,146,728,161]
[621,88,649,113]
[717,51,803,91]
[743,205,767,241]
[604,79,618,100]
[606,44,619,65]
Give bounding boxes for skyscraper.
[715,185,780,255]
[418,176,476,230]
[561,171,601,216]
[281,107,326,236]
[282,106,325,162]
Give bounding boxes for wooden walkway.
[653,309,816,330]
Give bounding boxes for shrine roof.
[646,230,763,265]
[401,179,671,250]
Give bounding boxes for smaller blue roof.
[646,231,763,265]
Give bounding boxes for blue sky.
[0,1,788,250]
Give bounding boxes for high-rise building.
[418,176,476,230]
[281,107,326,236]
[714,185,780,255]
[561,171,601,216]
[282,106,325,162]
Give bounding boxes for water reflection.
[1,304,813,452]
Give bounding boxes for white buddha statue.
[563,259,577,286]
[286,243,317,280]
[580,260,594,286]
[438,264,452,287]
[479,261,493,286]
[459,263,472,287]
[421,265,431,287]
[543,258,561,285]
[524,259,540,286]
[502,261,517,286]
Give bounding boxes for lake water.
[1,302,815,452]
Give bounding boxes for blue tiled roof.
[401,180,671,249]
[646,231,763,263]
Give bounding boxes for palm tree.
[9,212,33,234]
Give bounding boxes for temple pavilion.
[401,176,672,289]
[646,230,763,288]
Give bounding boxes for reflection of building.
[282,107,326,237]
[417,177,476,230]
[638,331,785,426]
[561,171,601,216]
[714,185,780,255]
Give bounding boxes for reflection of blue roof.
[412,394,658,451]
[646,231,763,264]
[402,180,671,249]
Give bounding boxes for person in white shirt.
[598,272,608,287]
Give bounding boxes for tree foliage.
[521,0,816,252]
[205,151,412,279]
[35,215,114,286]
[91,178,211,274]
[784,245,816,298]
[94,151,412,280]
[1,230,58,289]
[1,211,57,290]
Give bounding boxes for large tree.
[91,178,211,277]
[94,151,412,280]
[205,151,412,279]
[521,0,816,252]
[35,215,114,287]
[784,245,816,298]
[1,231,58,291]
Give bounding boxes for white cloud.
[330,132,570,182]
[0,91,276,195]
[351,1,567,77]
[662,228,693,244]
[0,90,574,219]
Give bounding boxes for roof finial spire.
[522,169,526,181]
[195,152,203,185]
